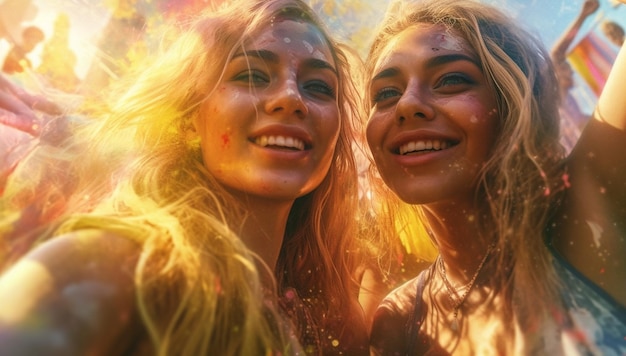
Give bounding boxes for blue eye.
[305,80,335,97]
[372,87,401,103]
[438,74,472,87]
[233,70,268,84]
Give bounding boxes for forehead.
[244,19,334,63]
[373,23,474,71]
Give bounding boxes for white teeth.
[406,141,416,152]
[255,135,305,150]
[399,140,449,155]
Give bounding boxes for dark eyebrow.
[426,53,479,68]
[304,58,337,76]
[371,67,399,82]
[371,53,479,82]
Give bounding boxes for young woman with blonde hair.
[364,0,626,354]
[0,0,370,354]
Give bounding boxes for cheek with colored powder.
[220,133,230,148]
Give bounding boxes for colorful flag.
[567,30,619,96]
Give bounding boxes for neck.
[232,193,294,278]
[424,199,493,284]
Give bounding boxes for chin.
[389,184,454,206]
[250,183,317,201]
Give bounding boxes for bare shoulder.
[370,275,422,355]
[0,230,142,355]
[24,229,140,280]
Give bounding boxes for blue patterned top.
[550,246,626,355]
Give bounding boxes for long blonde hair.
[1,0,365,354]
[364,0,565,324]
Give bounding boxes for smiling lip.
[250,125,313,151]
[398,139,452,155]
[390,130,459,156]
[254,135,305,151]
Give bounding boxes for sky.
[2,0,625,80]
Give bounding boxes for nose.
[264,78,308,118]
[395,84,434,123]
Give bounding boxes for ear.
[184,113,201,146]
[188,112,199,134]
[192,97,211,132]
[185,124,198,135]
[186,105,206,134]
[185,130,201,150]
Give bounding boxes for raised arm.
[556,38,626,307]
[595,32,626,130]
[580,4,626,185]
[550,0,600,62]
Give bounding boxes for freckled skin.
[220,133,230,148]
[366,23,499,206]
[193,20,340,201]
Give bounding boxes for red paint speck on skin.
[571,329,588,342]
[562,173,571,188]
[221,133,230,147]
[544,187,550,196]
[600,268,605,274]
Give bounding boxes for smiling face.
[366,23,499,205]
[194,19,340,201]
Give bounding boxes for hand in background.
[581,0,600,17]
[0,74,62,136]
